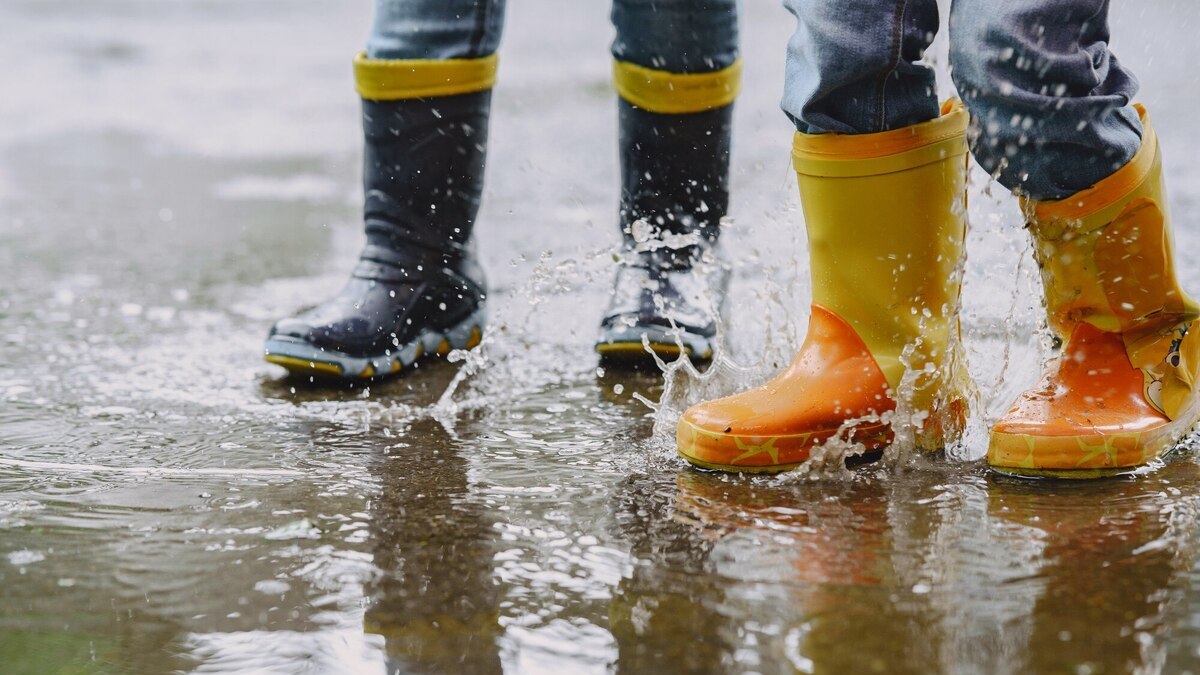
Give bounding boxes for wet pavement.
[5,1,1200,673]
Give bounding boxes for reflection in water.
[364,418,502,674]
[656,460,1200,674]
[609,473,730,673]
[667,471,938,674]
[988,463,1200,674]
[663,463,1200,674]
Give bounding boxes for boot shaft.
[612,57,740,266]
[362,91,491,256]
[1026,105,1198,341]
[618,100,732,256]
[791,100,970,391]
[354,52,497,258]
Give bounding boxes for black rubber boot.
[596,100,733,364]
[265,92,490,380]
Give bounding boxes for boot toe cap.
[268,316,317,342]
[267,311,380,357]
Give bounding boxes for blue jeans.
[366,0,739,74]
[782,0,1142,200]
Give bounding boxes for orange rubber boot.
[990,106,1200,478]
[677,101,972,472]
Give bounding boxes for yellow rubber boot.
[677,101,971,472]
[989,105,1200,478]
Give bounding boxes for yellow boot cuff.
[354,52,498,101]
[792,99,969,178]
[612,59,741,114]
[1026,104,1157,236]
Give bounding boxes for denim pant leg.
[367,0,506,60]
[611,0,739,72]
[781,0,941,134]
[949,0,1142,200]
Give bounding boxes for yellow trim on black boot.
[612,59,741,114]
[354,52,498,100]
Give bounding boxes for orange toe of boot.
[989,322,1196,478]
[677,305,893,472]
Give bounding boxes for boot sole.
[679,449,886,473]
[595,325,715,366]
[987,399,1200,479]
[676,453,806,474]
[263,307,485,380]
[676,418,892,473]
[596,341,713,364]
[988,464,1166,480]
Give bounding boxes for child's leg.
[597,0,740,364]
[782,0,940,133]
[611,0,739,77]
[264,0,505,380]
[367,0,505,60]
[949,0,1141,200]
[952,0,1200,477]
[677,0,972,473]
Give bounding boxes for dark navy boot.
[596,100,733,364]
[266,91,490,380]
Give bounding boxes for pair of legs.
[679,0,1200,477]
[783,0,1142,199]
[264,0,741,380]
